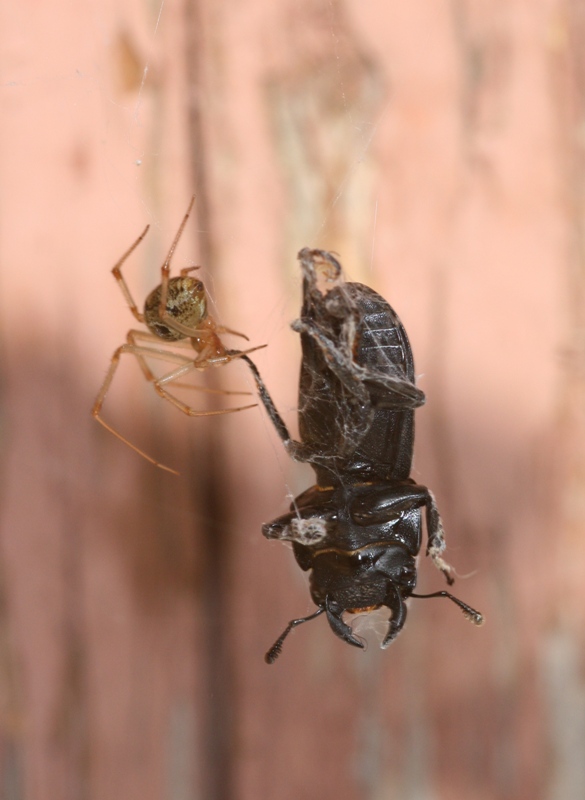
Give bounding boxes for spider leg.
[215,325,250,342]
[158,258,251,349]
[150,357,256,416]
[170,383,252,397]
[158,196,196,315]
[117,342,259,381]
[125,329,240,380]
[92,340,257,471]
[129,330,195,349]
[189,343,267,369]
[215,342,268,362]
[120,344,196,368]
[125,332,252,396]
[173,268,252,340]
[111,225,150,324]
[124,334,261,376]
[154,386,256,417]
[92,341,235,474]
[91,343,180,474]
[154,308,258,347]
[126,329,168,381]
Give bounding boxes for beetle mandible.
[243,249,483,663]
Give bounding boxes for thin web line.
[312,107,387,241]
[370,197,379,273]
[131,0,166,128]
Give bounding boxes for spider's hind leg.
[91,341,181,474]
[152,357,257,417]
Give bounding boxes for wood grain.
[0,1,583,798]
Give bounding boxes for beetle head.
[307,543,416,648]
[309,543,415,603]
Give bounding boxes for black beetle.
[244,249,483,663]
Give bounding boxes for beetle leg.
[262,502,335,545]
[292,318,370,401]
[240,355,310,461]
[291,317,424,408]
[381,584,407,648]
[423,490,455,586]
[298,247,343,284]
[265,607,326,664]
[325,597,365,649]
[350,483,426,524]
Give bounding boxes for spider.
[92,197,264,474]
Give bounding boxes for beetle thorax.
[144,276,207,341]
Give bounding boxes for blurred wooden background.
[1,1,585,798]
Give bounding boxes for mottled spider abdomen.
[144,276,207,341]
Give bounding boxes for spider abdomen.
[144,276,207,341]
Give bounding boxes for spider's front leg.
[239,355,309,462]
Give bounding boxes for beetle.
[243,248,483,663]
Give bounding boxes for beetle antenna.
[411,591,484,626]
[265,607,326,664]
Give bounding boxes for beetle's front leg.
[423,489,455,586]
[292,317,425,408]
[240,355,310,462]
[292,317,370,403]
